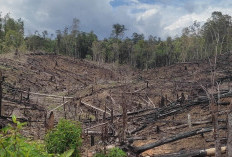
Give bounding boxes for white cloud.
[0,0,232,39]
[136,8,158,22]
[163,6,232,37]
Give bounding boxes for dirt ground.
[0,51,232,156]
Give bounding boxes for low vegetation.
[0,116,81,157]
[0,116,50,157]
[94,147,127,157]
[45,119,82,157]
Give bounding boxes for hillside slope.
[0,52,231,156]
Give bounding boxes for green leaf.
[12,115,17,123]
[59,149,74,157]
[1,125,10,133]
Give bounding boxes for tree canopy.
[1,11,232,69]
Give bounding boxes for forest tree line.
[0,11,232,69]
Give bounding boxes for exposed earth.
[0,51,232,156]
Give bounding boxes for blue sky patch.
[110,0,135,7]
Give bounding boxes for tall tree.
[110,24,126,63]
[111,23,126,39]
[42,30,48,39]
[71,18,80,37]
[2,13,24,53]
[202,11,232,56]
[119,38,133,64]
[55,30,62,54]
[132,33,144,44]
[0,13,3,53]
[92,40,104,63]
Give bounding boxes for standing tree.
[71,18,79,58]
[111,24,126,63]
[132,32,144,44]
[202,11,232,56]
[71,18,79,37]
[119,38,133,64]
[111,23,126,39]
[0,13,3,53]
[55,30,62,54]
[42,30,48,39]
[92,40,104,64]
[3,14,24,53]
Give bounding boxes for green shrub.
[0,115,51,157]
[45,119,82,157]
[94,147,127,157]
[107,148,127,157]
[85,54,92,61]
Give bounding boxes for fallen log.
[217,75,232,83]
[131,126,226,154]
[87,91,232,129]
[155,146,226,157]
[48,101,69,113]
[166,119,227,130]
[131,91,232,126]
[218,102,230,105]
[85,129,112,135]
[205,137,227,143]
[133,100,147,107]
[129,124,147,135]
[166,120,212,130]
[147,96,155,108]
[80,101,110,115]
[21,91,73,99]
[84,122,108,131]
[84,130,108,135]
[0,116,44,123]
[127,108,155,116]
[127,136,147,143]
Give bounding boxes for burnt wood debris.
[0,52,231,156]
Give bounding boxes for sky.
[1,0,232,39]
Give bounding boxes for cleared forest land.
[0,52,232,156]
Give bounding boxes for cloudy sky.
[1,0,232,39]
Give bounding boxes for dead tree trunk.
[45,111,54,132]
[110,107,114,135]
[74,103,77,120]
[212,91,221,157]
[27,88,30,102]
[91,135,95,146]
[102,111,107,154]
[201,82,222,157]
[213,110,221,157]
[20,92,22,103]
[121,94,127,143]
[0,71,2,117]
[227,103,232,156]
[160,96,165,108]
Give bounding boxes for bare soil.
[0,51,232,156]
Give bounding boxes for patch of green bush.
[0,115,51,157]
[107,148,127,157]
[94,147,127,157]
[0,116,77,157]
[45,119,82,157]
